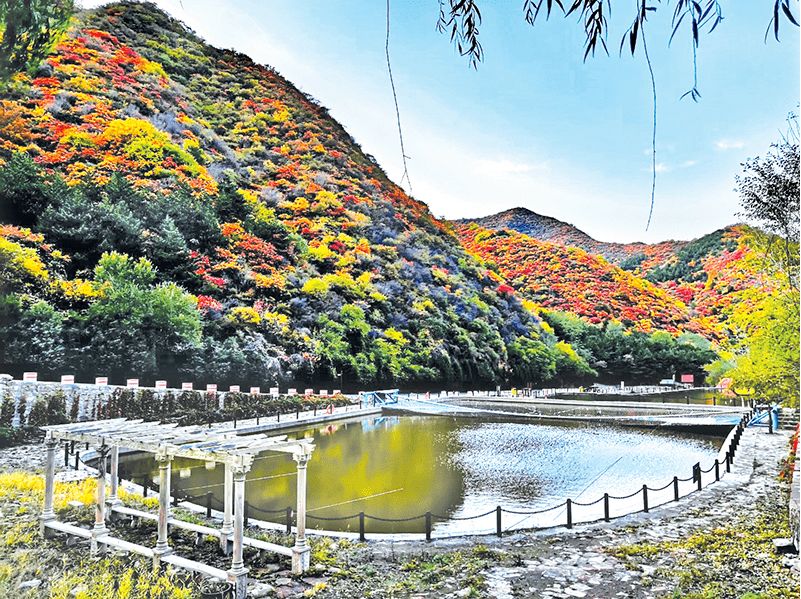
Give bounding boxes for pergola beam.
[41,419,316,599]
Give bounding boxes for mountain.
[0,2,761,390]
[456,207,689,265]
[456,223,705,336]
[455,217,769,344]
[0,1,560,390]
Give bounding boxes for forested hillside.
[0,1,771,390]
[0,1,589,390]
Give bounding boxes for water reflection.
[119,415,722,534]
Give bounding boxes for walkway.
[386,395,748,434]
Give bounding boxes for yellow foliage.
[251,272,286,290]
[302,277,329,296]
[384,328,407,344]
[281,196,309,213]
[229,306,261,326]
[50,278,103,302]
[413,299,435,313]
[369,291,387,302]
[0,236,48,291]
[307,244,334,261]
[0,472,97,509]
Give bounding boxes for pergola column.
[154,447,173,560]
[90,444,110,555]
[292,445,314,573]
[39,433,58,536]
[220,462,234,553]
[227,458,249,599]
[107,445,122,508]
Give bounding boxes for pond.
[118,415,724,535]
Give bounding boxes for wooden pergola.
[40,418,315,599]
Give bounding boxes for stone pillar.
[154,447,173,559]
[220,462,234,553]
[40,433,58,535]
[227,458,249,599]
[90,445,110,555]
[292,446,313,573]
[107,446,121,508]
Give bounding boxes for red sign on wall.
[680,374,694,384]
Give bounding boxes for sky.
[81,0,800,244]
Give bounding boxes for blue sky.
[83,1,799,243]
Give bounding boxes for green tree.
[0,0,73,80]
[735,115,799,292]
[708,123,800,407]
[83,252,202,377]
[0,152,48,227]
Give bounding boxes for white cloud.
[715,139,745,150]
[681,160,697,168]
[476,158,548,175]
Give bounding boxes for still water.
[119,415,723,535]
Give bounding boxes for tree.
[735,114,800,292]
[83,252,202,377]
[0,0,74,80]
[707,123,800,407]
[437,0,798,70]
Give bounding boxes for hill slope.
[457,207,689,265]
[0,1,566,390]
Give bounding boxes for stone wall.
[0,374,123,425]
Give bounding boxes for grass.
[611,491,798,599]
[0,471,201,599]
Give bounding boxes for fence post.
[642,485,648,513]
[566,499,572,529]
[673,476,679,502]
[358,511,366,542]
[64,443,69,468]
[496,506,502,537]
[425,511,432,542]
[142,476,148,498]
[286,507,292,535]
[244,501,249,527]
[693,462,701,491]
[206,492,213,518]
[603,493,610,522]
[715,459,720,481]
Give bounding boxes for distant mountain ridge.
[456,207,689,265]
